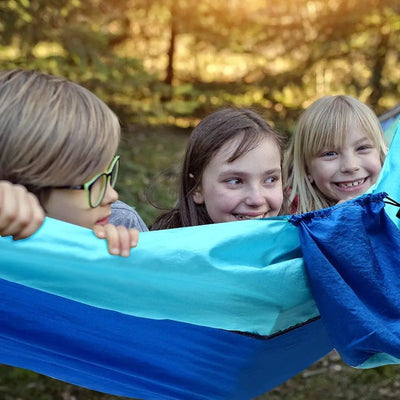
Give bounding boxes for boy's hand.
[93,224,139,257]
[0,181,45,240]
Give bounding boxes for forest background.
[1,0,400,399]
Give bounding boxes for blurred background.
[1,0,400,398]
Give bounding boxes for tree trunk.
[367,29,390,108]
[164,7,177,86]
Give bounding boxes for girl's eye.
[321,151,337,158]
[265,176,278,184]
[225,178,241,185]
[357,144,374,152]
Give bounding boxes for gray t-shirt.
[110,200,148,232]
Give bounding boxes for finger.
[116,225,131,257]
[0,194,17,234]
[129,228,139,248]
[12,192,45,240]
[0,181,19,232]
[103,224,122,256]
[93,224,107,239]
[0,183,44,240]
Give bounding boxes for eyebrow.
[220,168,281,176]
[322,136,373,152]
[352,137,373,146]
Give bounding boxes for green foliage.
[1,0,399,118]
[117,124,188,226]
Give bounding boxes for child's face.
[193,136,283,223]
[43,161,119,229]
[308,125,382,203]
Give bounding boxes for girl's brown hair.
[152,108,288,230]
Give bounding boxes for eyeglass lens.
[89,159,119,207]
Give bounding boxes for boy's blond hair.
[0,69,120,200]
[284,95,387,213]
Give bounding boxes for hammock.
[0,121,399,399]
[380,102,400,145]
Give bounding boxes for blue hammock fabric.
[0,120,399,399]
[290,192,400,369]
[0,215,332,399]
[0,277,331,399]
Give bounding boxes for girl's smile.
[193,135,283,223]
[333,177,368,191]
[308,125,381,203]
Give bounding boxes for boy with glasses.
[0,69,143,256]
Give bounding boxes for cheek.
[210,189,236,208]
[270,187,284,209]
[310,163,332,184]
[369,160,383,183]
[204,187,238,212]
[43,190,95,228]
[372,156,383,174]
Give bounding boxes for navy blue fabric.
[0,278,332,399]
[290,192,400,367]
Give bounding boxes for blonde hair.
[284,95,387,213]
[0,69,120,200]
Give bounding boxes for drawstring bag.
[291,192,400,368]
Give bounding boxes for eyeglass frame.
[45,155,120,208]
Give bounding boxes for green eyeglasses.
[49,155,120,208]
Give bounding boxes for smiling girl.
[284,95,387,214]
[151,108,288,229]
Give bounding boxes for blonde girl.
[284,95,387,214]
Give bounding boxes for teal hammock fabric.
[380,103,400,145]
[0,120,399,399]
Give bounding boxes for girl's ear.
[307,174,314,184]
[192,187,204,204]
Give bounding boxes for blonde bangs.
[303,99,355,159]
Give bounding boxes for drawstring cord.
[384,196,400,218]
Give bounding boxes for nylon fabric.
[0,216,318,336]
[291,192,400,367]
[372,120,400,226]
[0,278,332,399]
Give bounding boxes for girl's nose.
[245,186,266,206]
[340,154,360,173]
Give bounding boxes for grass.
[2,124,400,399]
[258,352,400,400]
[0,365,128,400]
[2,354,400,399]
